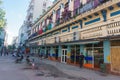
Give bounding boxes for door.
[61,49,67,63]
[111,47,120,73]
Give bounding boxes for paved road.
[0,56,85,80]
[0,56,120,80]
[34,57,120,80]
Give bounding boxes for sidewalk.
[34,57,120,80]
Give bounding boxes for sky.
[2,0,54,45]
[3,0,30,45]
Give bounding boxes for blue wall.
[85,18,100,25]
[58,46,62,57]
[50,47,54,57]
[110,10,120,17]
[80,45,85,55]
[103,40,110,63]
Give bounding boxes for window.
[62,29,68,33]
[68,0,70,3]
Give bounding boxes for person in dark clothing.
[79,53,85,68]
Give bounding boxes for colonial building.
[28,0,120,74]
[26,0,53,38]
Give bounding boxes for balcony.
[40,20,120,45]
[107,21,120,36]
[29,0,119,41]
[46,36,55,44]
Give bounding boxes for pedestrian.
[79,52,85,68]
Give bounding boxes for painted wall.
[33,0,53,22]
[104,40,111,63]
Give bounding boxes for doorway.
[85,42,103,69]
[61,49,67,63]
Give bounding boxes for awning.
[63,41,100,45]
[40,40,100,47]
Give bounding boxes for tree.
[0,0,6,30]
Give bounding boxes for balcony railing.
[29,20,120,46]
[36,20,120,45]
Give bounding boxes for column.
[67,45,71,58]
[80,44,85,55]
[58,45,62,57]
[67,45,71,64]
[58,45,62,62]
[50,46,53,57]
[103,40,110,63]
[39,47,41,55]
[103,40,111,72]
[44,47,47,55]
[80,44,86,64]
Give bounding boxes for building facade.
[28,0,120,74]
[18,21,28,47]
[0,28,6,53]
[12,36,19,50]
[26,0,53,38]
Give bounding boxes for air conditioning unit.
[73,31,79,41]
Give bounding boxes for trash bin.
[100,63,106,73]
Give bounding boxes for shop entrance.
[53,46,59,60]
[46,47,50,58]
[61,49,67,63]
[85,42,103,69]
[111,40,120,73]
[70,45,80,64]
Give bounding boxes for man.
[79,53,85,68]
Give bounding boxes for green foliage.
[0,0,6,29]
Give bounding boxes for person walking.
[79,53,85,68]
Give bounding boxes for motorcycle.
[15,55,24,63]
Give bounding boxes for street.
[0,55,120,80]
[0,56,86,80]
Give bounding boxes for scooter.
[15,55,24,63]
[26,56,31,64]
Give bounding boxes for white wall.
[33,0,53,22]
[18,22,28,46]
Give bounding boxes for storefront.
[70,45,80,64]
[52,46,59,60]
[84,42,104,69]
[61,45,67,63]
[46,47,50,58]
[110,40,120,74]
